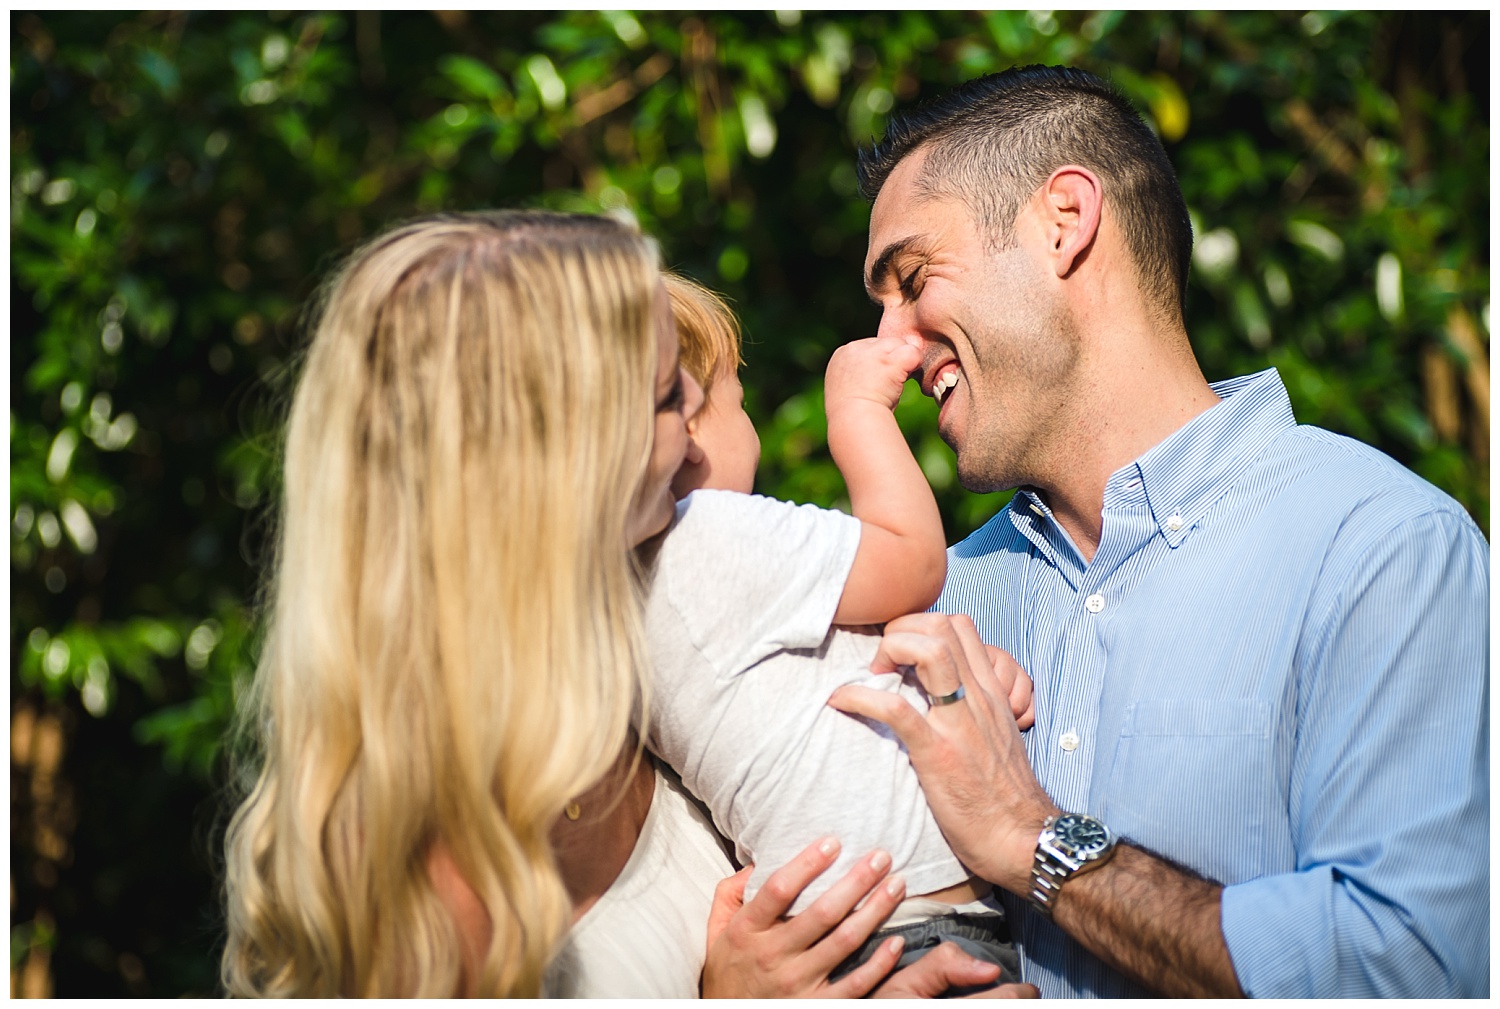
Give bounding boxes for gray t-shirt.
[645,489,968,914]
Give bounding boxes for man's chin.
[953,451,1021,497]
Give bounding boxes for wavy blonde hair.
[222,211,659,997]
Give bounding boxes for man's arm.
[1212,510,1489,997]
[1053,844,1240,997]
[824,336,947,624]
[836,504,1490,998]
[829,613,1243,997]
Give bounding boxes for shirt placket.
[1028,475,1161,814]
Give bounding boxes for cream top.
[542,765,735,998]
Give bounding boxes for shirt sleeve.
[1220,509,1489,997]
[661,490,862,675]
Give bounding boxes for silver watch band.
[1029,816,1070,916]
[1029,813,1114,917]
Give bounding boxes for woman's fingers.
[780,847,899,955]
[700,842,906,997]
[705,865,752,952]
[734,835,841,932]
[826,935,906,997]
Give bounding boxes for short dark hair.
[858,65,1192,319]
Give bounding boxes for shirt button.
[1084,593,1106,613]
[1059,730,1081,752]
[1165,513,1184,532]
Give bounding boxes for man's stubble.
[952,254,1084,498]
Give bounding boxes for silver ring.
[928,685,966,707]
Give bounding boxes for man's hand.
[831,612,1245,998]
[829,612,1057,895]
[825,335,923,416]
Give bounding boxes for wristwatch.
[1030,812,1117,916]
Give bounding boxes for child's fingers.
[1009,669,1035,730]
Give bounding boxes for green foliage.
[10,11,1487,995]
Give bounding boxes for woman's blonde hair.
[222,211,659,997]
[663,272,743,397]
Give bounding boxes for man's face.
[864,150,1081,493]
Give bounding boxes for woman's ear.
[1040,166,1103,279]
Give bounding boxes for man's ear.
[1040,166,1102,279]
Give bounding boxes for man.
[831,65,1488,997]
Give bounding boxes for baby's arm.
[825,335,946,625]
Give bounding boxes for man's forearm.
[1049,842,1244,998]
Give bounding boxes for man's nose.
[875,301,927,349]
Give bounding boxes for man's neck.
[1036,334,1219,564]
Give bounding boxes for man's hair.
[858,65,1193,320]
[663,271,743,398]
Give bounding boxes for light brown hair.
[664,271,743,396]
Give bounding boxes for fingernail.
[885,936,905,955]
[869,849,891,872]
[819,836,839,857]
[885,874,906,897]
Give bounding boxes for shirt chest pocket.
[1100,698,1285,885]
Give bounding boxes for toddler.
[642,274,1027,987]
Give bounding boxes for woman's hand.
[700,833,1041,998]
[701,837,908,997]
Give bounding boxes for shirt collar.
[1127,367,1296,547]
[1007,368,1296,551]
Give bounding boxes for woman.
[222,211,682,996]
[220,210,1015,997]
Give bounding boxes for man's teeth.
[932,371,959,405]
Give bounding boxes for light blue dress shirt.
[936,369,1489,997]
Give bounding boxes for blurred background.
[9,11,1488,997]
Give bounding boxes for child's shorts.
[827,908,1021,996]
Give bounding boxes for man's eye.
[898,267,923,301]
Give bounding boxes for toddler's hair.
[664,272,743,396]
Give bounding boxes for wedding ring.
[928,685,966,707]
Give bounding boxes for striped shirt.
[936,368,1489,997]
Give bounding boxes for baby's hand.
[986,643,1035,730]
[825,335,923,416]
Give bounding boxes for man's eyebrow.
[864,236,923,304]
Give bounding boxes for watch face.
[1055,814,1111,857]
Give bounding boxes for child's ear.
[683,436,705,465]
